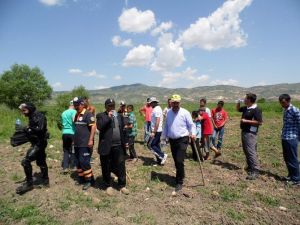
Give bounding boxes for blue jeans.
[144,121,151,143]
[212,126,225,149]
[149,132,165,161]
[282,139,300,181]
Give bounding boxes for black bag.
[10,129,29,147]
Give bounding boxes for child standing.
[199,107,221,160]
[191,111,203,161]
[126,105,138,162]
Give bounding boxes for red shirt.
[141,105,153,122]
[211,108,228,128]
[201,112,213,135]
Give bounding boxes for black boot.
[16,181,33,195]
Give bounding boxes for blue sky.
[0,0,299,91]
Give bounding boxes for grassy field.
[0,102,300,225]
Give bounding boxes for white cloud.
[151,21,173,36]
[114,75,122,80]
[151,33,185,72]
[95,85,109,89]
[84,70,106,79]
[179,0,252,50]
[210,79,239,86]
[123,45,155,67]
[39,0,63,6]
[118,7,156,33]
[52,82,63,88]
[112,35,133,47]
[68,68,82,74]
[68,68,106,79]
[159,67,210,88]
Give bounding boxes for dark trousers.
[62,134,76,170]
[241,131,260,172]
[282,139,300,181]
[100,145,126,188]
[75,147,93,182]
[21,141,48,183]
[169,136,189,185]
[128,136,137,158]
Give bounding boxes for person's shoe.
[161,154,168,165]
[285,180,300,186]
[106,187,114,196]
[120,187,130,195]
[40,178,50,187]
[203,153,211,160]
[16,182,33,195]
[175,184,183,192]
[75,178,84,186]
[214,151,222,159]
[82,182,92,190]
[282,176,291,181]
[246,172,259,180]
[132,158,138,163]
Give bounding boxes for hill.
[55,83,300,103]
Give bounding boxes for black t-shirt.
[239,105,262,134]
[74,109,95,147]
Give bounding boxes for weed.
[226,208,245,221]
[255,193,280,207]
[219,187,241,202]
[129,212,156,225]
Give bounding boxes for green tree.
[0,64,52,108]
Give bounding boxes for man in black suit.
[96,98,129,195]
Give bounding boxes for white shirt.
[151,105,163,132]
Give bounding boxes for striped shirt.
[281,104,300,140]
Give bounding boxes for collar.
[247,104,257,109]
[285,104,293,111]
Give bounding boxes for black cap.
[105,98,115,106]
[73,97,84,105]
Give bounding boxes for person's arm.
[27,114,46,136]
[241,108,263,126]
[88,124,96,148]
[139,106,145,117]
[96,113,112,131]
[186,112,196,140]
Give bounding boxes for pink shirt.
[141,105,153,122]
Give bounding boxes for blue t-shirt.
[61,108,76,135]
[194,120,202,139]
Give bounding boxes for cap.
[105,98,115,106]
[148,97,159,104]
[146,97,151,103]
[170,94,181,102]
[120,101,126,106]
[73,97,84,105]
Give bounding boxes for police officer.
[16,103,49,195]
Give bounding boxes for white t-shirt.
[151,105,163,132]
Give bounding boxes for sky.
[0,0,299,91]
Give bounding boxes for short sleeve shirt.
[151,106,163,132]
[201,112,213,135]
[211,108,228,128]
[74,109,95,147]
[239,105,262,134]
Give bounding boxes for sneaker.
[82,182,92,190]
[175,184,183,192]
[16,182,33,195]
[40,178,50,187]
[120,187,129,195]
[161,154,168,165]
[285,180,300,186]
[246,172,259,180]
[106,187,114,196]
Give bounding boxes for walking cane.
[192,139,205,186]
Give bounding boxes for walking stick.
[192,139,205,186]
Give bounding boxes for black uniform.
[17,103,49,194]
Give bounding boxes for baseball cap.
[170,94,181,102]
[120,101,126,106]
[148,97,159,104]
[105,98,115,106]
[73,97,84,105]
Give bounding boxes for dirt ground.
[1,118,300,225]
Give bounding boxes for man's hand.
[190,134,196,141]
[150,132,155,138]
[88,139,94,148]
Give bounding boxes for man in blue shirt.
[61,100,77,173]
[163,94,196,194]
[279,94,300,185]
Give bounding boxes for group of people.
[14,92,300,196]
